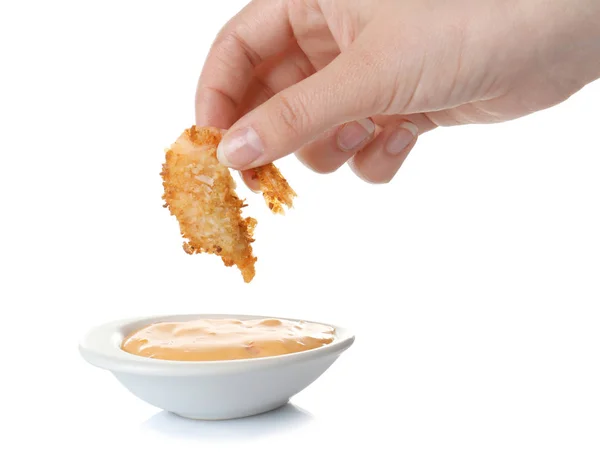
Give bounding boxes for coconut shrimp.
[249,164,296,215]
[160,125,295,282]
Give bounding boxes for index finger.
[195,0,294,129]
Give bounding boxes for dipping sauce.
[121,318,336,361]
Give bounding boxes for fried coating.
[161,126,257,282]
[252,164,297,215]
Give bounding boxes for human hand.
[195,0,600,186]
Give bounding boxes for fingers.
[238,169,260,193]
[295,119,377,174]
[234,44,317,193]
[295,114,435,175]
[349,121,419,184]
[216,46,385,170]
[244,116,424,188]
[195,0,293,129]
[236,42,316,119]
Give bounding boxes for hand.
[195,0,600,186]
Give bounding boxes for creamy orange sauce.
[121,318,335,361]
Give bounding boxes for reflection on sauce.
[121,318,336,361]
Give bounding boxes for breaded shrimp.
[160,125,296,283]
[161,126,257,282]
[251,164,297,215]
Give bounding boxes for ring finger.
[349,120,419,184]
[295,113,434,176]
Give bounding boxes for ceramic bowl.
[79,313,355,420]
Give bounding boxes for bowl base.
[170,400,290,421]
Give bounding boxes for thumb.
[216,47,386,170]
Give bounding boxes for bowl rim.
[78,313,355,376]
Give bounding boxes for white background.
[1,1,599,463]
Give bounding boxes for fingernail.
[337,119,375,152]
[386,122,419,155]
[217,127,264,167]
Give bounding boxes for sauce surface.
[121,318,336,361]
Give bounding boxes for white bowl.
[79,313,355,420]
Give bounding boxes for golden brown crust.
[160,126,257,283]
[252,164,297,215]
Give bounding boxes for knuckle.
[270,93,311,139]
[212,22,261,67]
[211,29,236,62]
[212,22,233,49]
